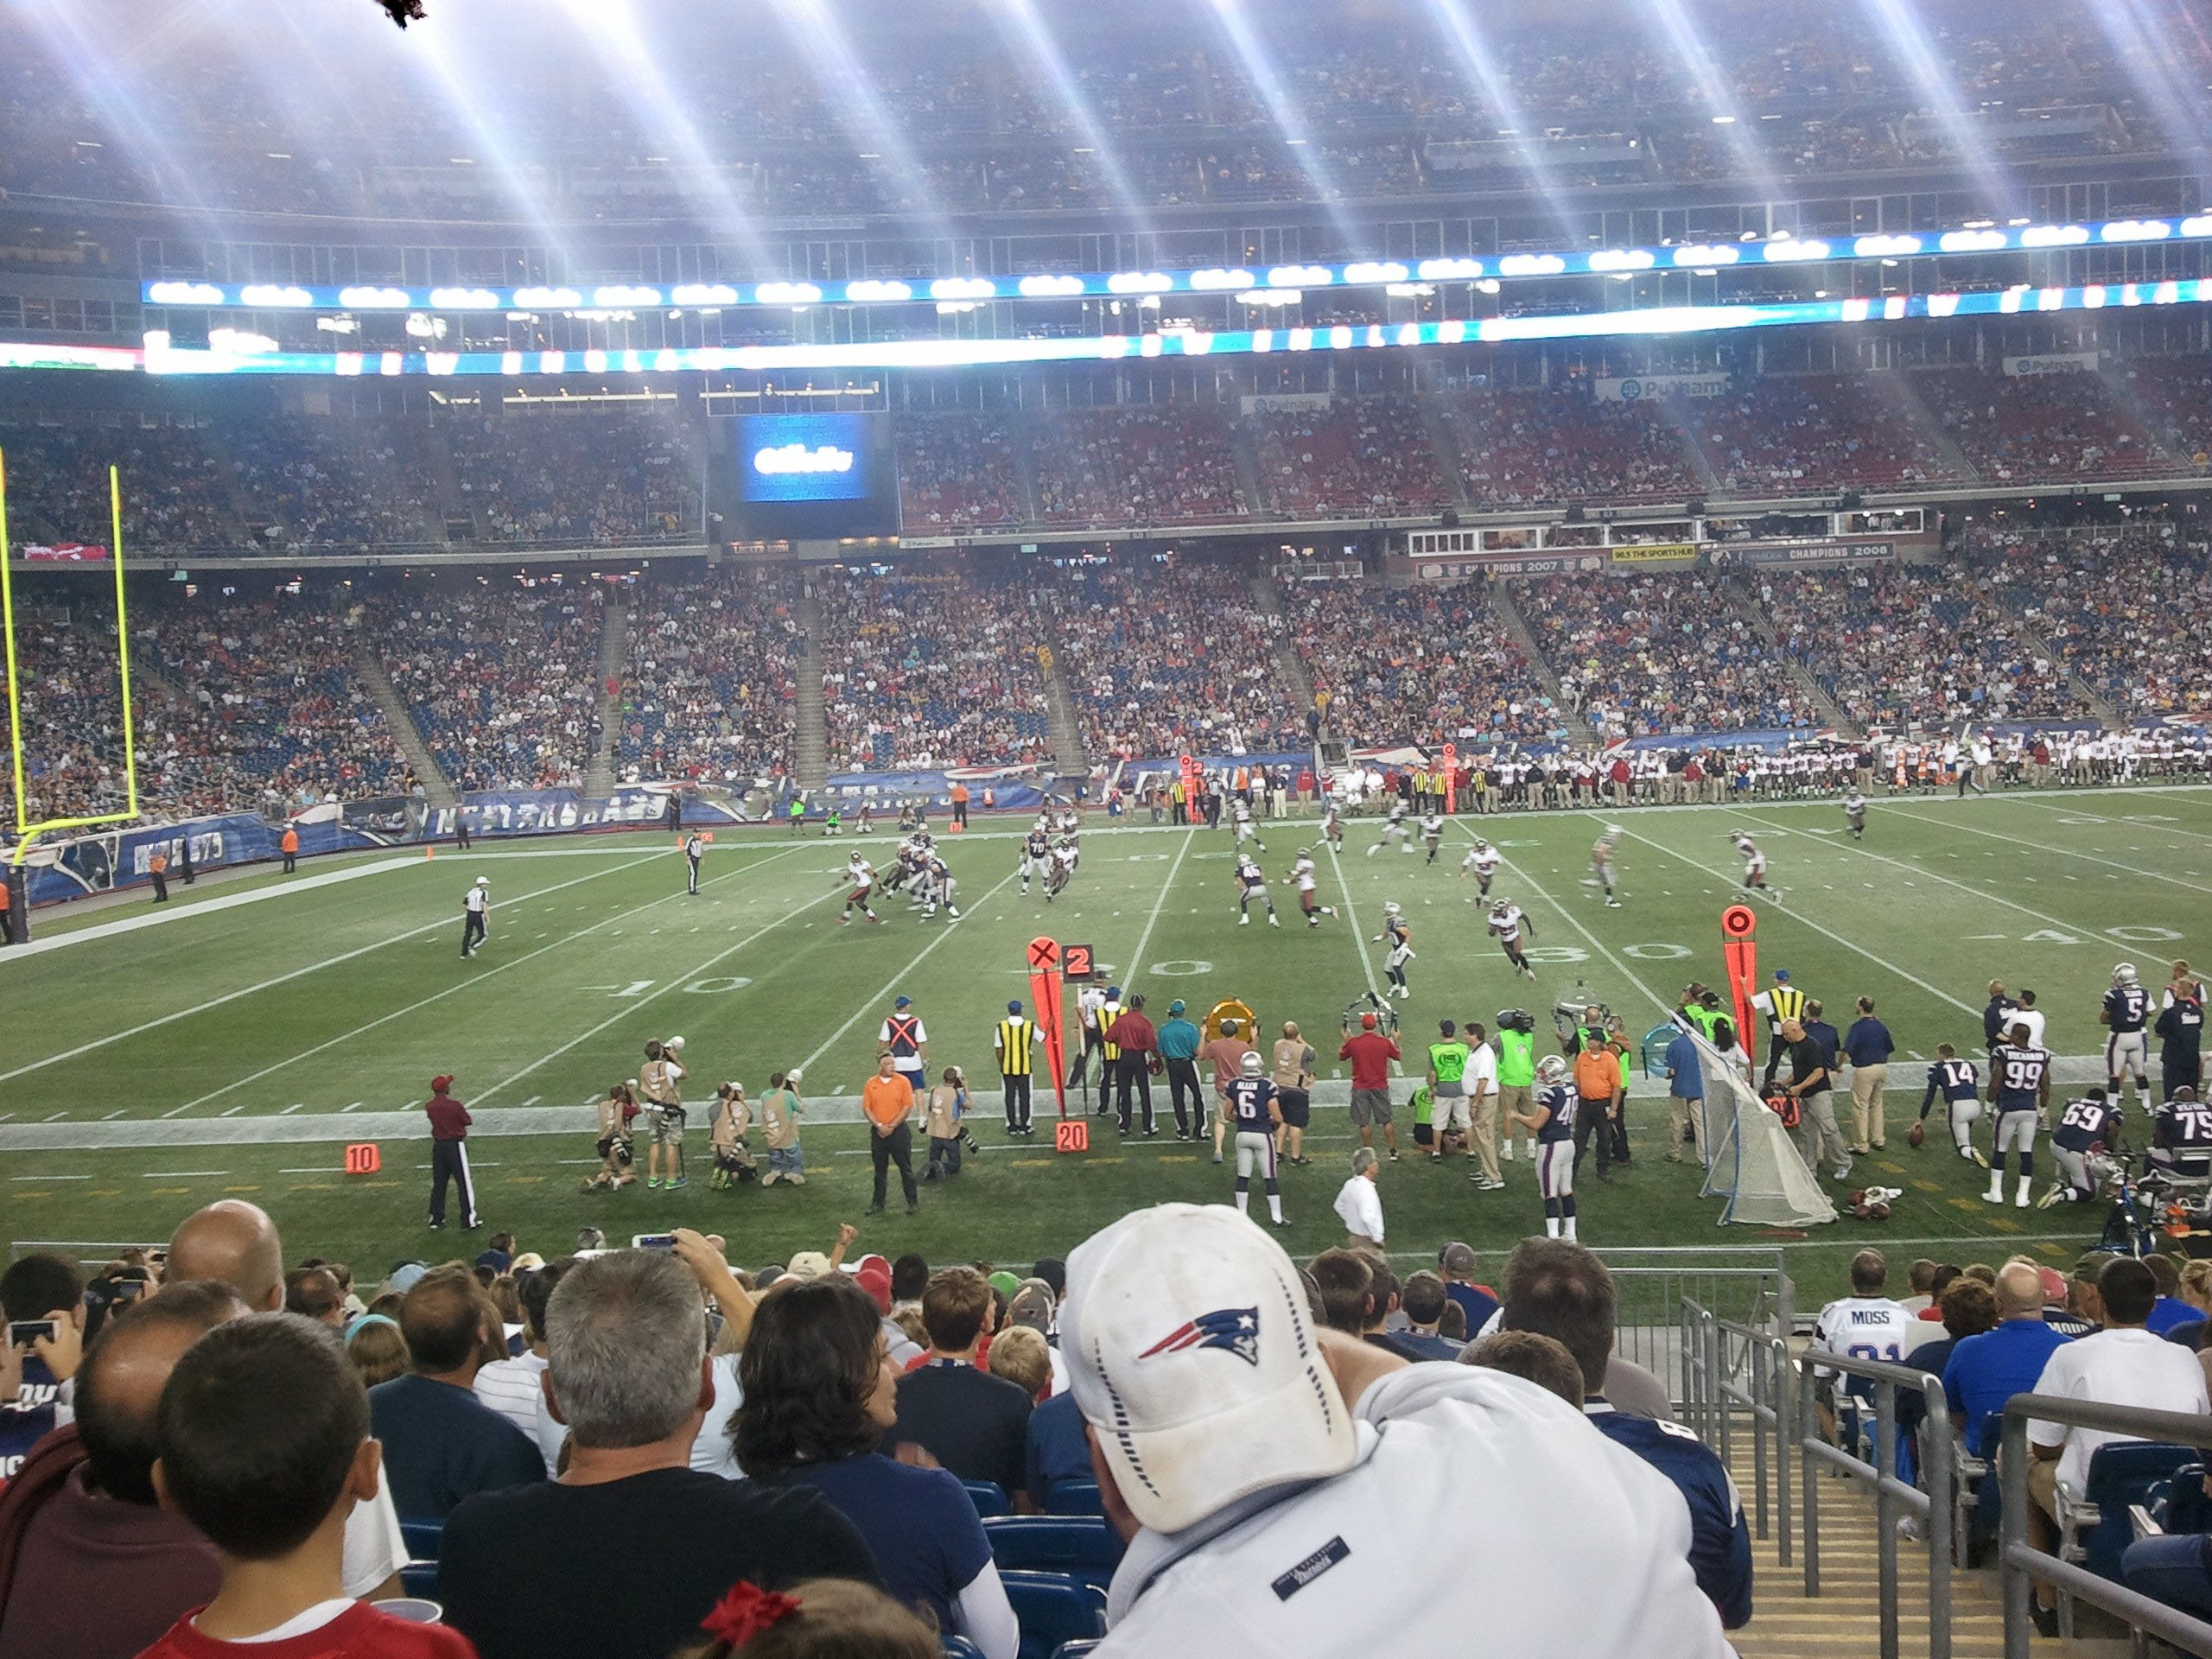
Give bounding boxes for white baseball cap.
[1060,1204,1356,1535]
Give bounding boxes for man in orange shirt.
[862,1054,920,1217]
[148,849,170,904]
[1572,1034,1625,1183]
[0,868,14,945]
[279,824,300,874]
[949,781,969,830]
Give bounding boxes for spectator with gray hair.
[439,1249,879,1659]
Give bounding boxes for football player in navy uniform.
[1224,1051,1287,1228]
[1506,1054,1580,1241]
[1019,826,1052,898]
[1916,1045,1984,1164]
[2102,962,2154,1113]
[1984,1021,2052,1209]
[1232,853,1279,927]
[1376,901,1414,998]
[2042,1088,2125,1207]
[2157,988,2206,1103]
[2152,1086,2212,1178]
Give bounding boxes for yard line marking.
[1610,821,1981,1017]
[1322,841,1382,1000]
[10,1173,90,1180]
[41,1111,66,1122]
[342,1103,363,1113]
[280,1103,303,1115]
[1125,829,1196,983]
[4,851,672,1088]
[103,1109,127,1120]
[1735,809,2139,948]
[480,874,857,1103]
[143,1170,228,1178]
[219,1106,245,1117]
[278,1167,336,1174]
[520,1096,542,1108]
[153,848,799,1118]
[797,866,1027,1077]
[1885,805,2212,897]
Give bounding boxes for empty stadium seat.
[982,1515,1123,1591]
[1000,1570,1109,1659]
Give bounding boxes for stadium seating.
[1245,396,1448,519]
[618,567,802,785]
[373,582,603,791]
[1030,408,1247,527]
[0,417,233,552]
[1278,575,1572,747]
[1913,368,2184,486]
[896,413,1025,531]
[1515,568,1816,738]
[224,415,439,550]
[442,411,702,546]
[815,568,1052,772]
[1684,375,1961,497]
[1440,386,1703,509]
[1034,560,1305,760]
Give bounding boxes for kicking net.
[1690,1026,1838,1227]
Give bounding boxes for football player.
[1286,849,1336,929]
[1984,1020,2052,1208]
[1487,898,1538,982]
[1368,798,1414,857]
[1729,831,1770,891]
[1460,836,1501,897]
[837,852,884,925]
[2103,962,2153,1113]
[1503,1054,1578,1241]
[1589,827,1623,908]
[1223,1051,1287,1228]
[2041,1088,2124,1206]
[1019,824,1053,897]
[1230,795,1266,853]
[1840,787,1867,842]
[1916,1044,1984,1163]
[1420,812,1445,864]
[1233,853,1279,927]
[1319,798,1346,850]
[1376,901,1414,998]
[918,852,961,921]
[2152,1086,2212,1178]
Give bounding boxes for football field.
[3,785,2205,1293]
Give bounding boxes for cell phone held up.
[9,1319,57,1349]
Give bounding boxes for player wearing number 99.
[1984,1021,2052,1210]
[1224,1052,1288,1229]
[1505,1055,1579,1242]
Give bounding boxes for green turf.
[4,786,2204,1289]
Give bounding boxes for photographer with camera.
[640,1037,689,1192]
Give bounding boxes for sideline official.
[461,876,490,958]
[995,1000,1036,1135]
[1159,1000,1205,1138]
[1108,992,1159,1137]
[425,1073,479,1230]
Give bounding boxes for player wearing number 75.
[1807,1249,1917,1441]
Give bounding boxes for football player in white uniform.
[1460,836,1501,897]
[1287,849,1337,929]
[1588,826,1623,908]
[1230,796,1266,853]
[1233,854,1279,927]
[1729,831,1770,891]
[1841,788,1867,841]
[1319,798,1346,850]
[1368,798,1414,857]
[1376,901,1414,998]
[1420,812,1445,864]
[837,853,883,926]
[1488,899,1538,981]
[1046,838,1078,902]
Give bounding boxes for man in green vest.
[1679,983,1725,1043]
[1495,1010,1538,1165]
[1427,1020,1473,1164]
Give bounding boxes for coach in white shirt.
[1332,1149,1385,1249]
[1061,1204,1734,1659]
[2028,1255,2209,1510]
[1465,1024,1503,1188]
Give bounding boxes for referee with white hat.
[1060,1204,1734,1656]
[461,875,490,958]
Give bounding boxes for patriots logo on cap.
[1138,1306,1260,1366]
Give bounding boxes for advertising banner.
[1413,552,1608,580]
[1609,543,1700,567]
[1597,373,1731,403]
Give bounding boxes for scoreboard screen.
[731,413,899,537]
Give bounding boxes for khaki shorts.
[1350,1087,1394,1127]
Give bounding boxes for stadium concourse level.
[372,582,605,792]
[616,566,803,789]
[0,0,2201,218]
[815,570,1053,773]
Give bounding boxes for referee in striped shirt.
[996,1000,1037,1137]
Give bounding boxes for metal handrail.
[1998,1395,2212,1659]
[1797,1348,1955,1659]
[1719,1317,1794,1560]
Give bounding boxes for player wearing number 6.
[1984,1021,2052,1209]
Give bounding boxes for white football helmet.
[1241,1050,1266,1076]
[2113,962,2139,988]
[1383,901,1402,917]
[1536,1055,1569,1086]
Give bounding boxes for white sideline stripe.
[1480,822,1673,1021]
[1884,805,2212,896]
[1323,841,1382,1000]
[156,848,798,1118]
[1610,823,1982,1018]
[2,856,420,959]
[1124,829,1195,985]
[798,864,1026,1077]
[1732,808,2139,950]
[474,874,854,1103]
[0,852,669,1088]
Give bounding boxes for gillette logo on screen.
[740,414,872,502]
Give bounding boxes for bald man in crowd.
[162,1200,410,1594]
[0,1281,243,1659]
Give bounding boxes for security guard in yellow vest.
[1756,970,1808,1091]
[1093,987,1124,1116]
[995,999,1037,1137]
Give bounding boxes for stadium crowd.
[1030,408,1247,527]
[1244,396,1449,519]
[442,413,701,547]
[617,569,802,787]
[1690,373,1962,498]
[1915,368,2184,487]
[1441,385,1703,510]
[815,570,1053,772]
